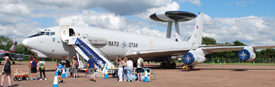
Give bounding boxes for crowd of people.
[0,55,145,86]
[55,55,145,83]
[115,56,144,82]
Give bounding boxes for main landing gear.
[160,61,176,69]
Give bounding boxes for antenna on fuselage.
[149,11,197,40]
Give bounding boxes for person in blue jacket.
[57,62,65,83]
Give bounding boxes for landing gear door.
[60,25,70,43]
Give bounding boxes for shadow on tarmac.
[183,68,275,72]
[144,65,275,72]
[11,84,19,87]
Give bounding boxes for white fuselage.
[23,26,197,60]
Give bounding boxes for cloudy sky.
[1,0,275,46]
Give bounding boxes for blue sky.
[0,0,275,46]
[28,0,275,29]
[179,0,275,18]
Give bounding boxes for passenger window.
[50,32,55,35]
[45,32,50,36]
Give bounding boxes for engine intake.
[238,46,256,61]
[183,48,206,65]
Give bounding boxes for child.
[57,62,65,83]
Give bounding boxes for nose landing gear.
[182,63,194,70]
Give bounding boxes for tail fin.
[9,41,17,53]
[188,13,204,45]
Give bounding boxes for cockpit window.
[50,32,55,35]
[28,31,45,38]
[45,32,50,36]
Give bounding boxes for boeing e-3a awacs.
[22,11,275,70]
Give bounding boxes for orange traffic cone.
[149,61,151,65]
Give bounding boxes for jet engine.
[238,46,256,61]
[182,48,206,65]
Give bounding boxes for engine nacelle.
[238,46,256,61]
[182,48,206,65]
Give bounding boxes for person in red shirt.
[28,57,38,80]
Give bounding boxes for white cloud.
[180,0,201,6]
[0,22,41,43]
[55,10,166,37]
[136,0,180,20]
[178,13,275,46]
[0,4,30,16]
[1,0,172,17]
[261,39,275,45]
[236,0,248,6]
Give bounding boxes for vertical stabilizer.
[188,13,204,45]
[9,41,17,53]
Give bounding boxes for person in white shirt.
[126,58,133,82]
[118,57,123,81]
[136,56,143,82]
[37,58,47,80]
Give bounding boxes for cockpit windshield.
[28,32,45,38]
[45,32,50,36]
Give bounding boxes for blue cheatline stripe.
[75,38,106,70]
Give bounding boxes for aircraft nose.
[22,39,28,47]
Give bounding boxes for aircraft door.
[60,25,70,42]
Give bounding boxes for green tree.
[15,44,33,55]
[202,37,217,45]
[260,48,275,58]
[0,36,13,50]
[233,40,246,46]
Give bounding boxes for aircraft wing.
[125,48,190,57]
[200,46,275,54]
[125,45,275,57]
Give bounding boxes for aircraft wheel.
[188,65,194,69]
[160,63,164,68]
[163,63,168,69]
[13,61,15,64]
[172,62,176,69]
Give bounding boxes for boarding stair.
[67,35,114,73]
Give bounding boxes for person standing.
[38,58,47,80]
[72,56,78,78]
[117,57,123,81]
[1,56,11,87]
[136,56,144,82]
[65,56,71,78]
[113,56,119,68]
[28,57,38,80]
[57,62,65,83]
[126,58,133,82]
[112,56,119,78]
[122,57,127,81]
[87,56,96,82]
